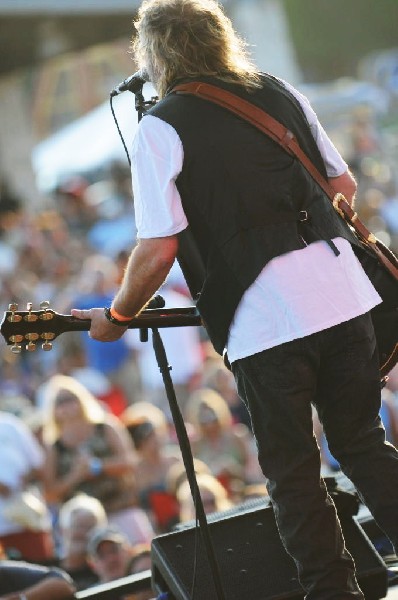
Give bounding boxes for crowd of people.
[0,162,269,598]
[0,14,398,600]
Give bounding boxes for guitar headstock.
[1,301,62,353]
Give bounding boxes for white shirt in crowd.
[0,412,44,535]
[131,79,381,362]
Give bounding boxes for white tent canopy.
[32,78,389,193]
[32,83,157,191]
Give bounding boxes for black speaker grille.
[151,504,387,600]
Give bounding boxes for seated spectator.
[176,472,233,523]
[200,358,251,429]
[242,483,269,503]
[87,525,133,585]
[127,544,151,575]
[184,388,257,494]
[0,560,75,599]
[165,459,211,500]
[0,410,53,562]
[122,416,180,532]
[41,374,154,545]
[124,544,154,600]
[122,402,169,436]
[58,493,106,590]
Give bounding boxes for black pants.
[232,312,398,599]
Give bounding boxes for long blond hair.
[132,0,261,98]
[41,374,105,445]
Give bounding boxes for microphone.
[110,69,149,97]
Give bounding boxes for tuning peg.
[25,341,37,352]
[11,343,22,354]
[10,334,23,343]
[24,302,38,323]
[41,332,55,351]
[26,333,39,342]
[39,300,53,321]
[7,303,22,323]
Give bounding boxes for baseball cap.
[87,525,127,556]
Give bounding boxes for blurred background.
[0,1,397,590]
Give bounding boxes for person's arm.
[96,419,137,476]
[21,467,44,489]
[328,170,357,207]
[71,235,178,342]
[42,444,91,504]
[281,79,358,207]
[0,576,75,600]
[0,563,75,600]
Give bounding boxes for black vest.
[148,74,360,354]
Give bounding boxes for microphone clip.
[134,91,159,119]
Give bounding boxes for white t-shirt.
[131,81,381,361]
[0,413,44,535]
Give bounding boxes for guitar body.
[372,305,398,381]
[354,242,398,383]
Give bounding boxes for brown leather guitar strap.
[172,81,398,279]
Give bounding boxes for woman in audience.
[122,413,180,532]
[176,472,233,523]
[184,388,260,494]
[41,374,154,545]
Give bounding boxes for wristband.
[89,457,103,476]
[110,306,135,321]
[104,307,132,326]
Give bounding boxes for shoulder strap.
[172,81,398,279]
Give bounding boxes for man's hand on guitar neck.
[71,307,129,342]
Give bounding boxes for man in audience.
[87,525,133,585]
[58,493,106,590]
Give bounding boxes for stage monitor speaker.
[151,499,387,600]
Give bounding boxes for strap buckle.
[332,193,346,218]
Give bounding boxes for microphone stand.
[151,327,226,600]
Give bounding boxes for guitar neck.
[0,304,203,352]
[62,306,202,333]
